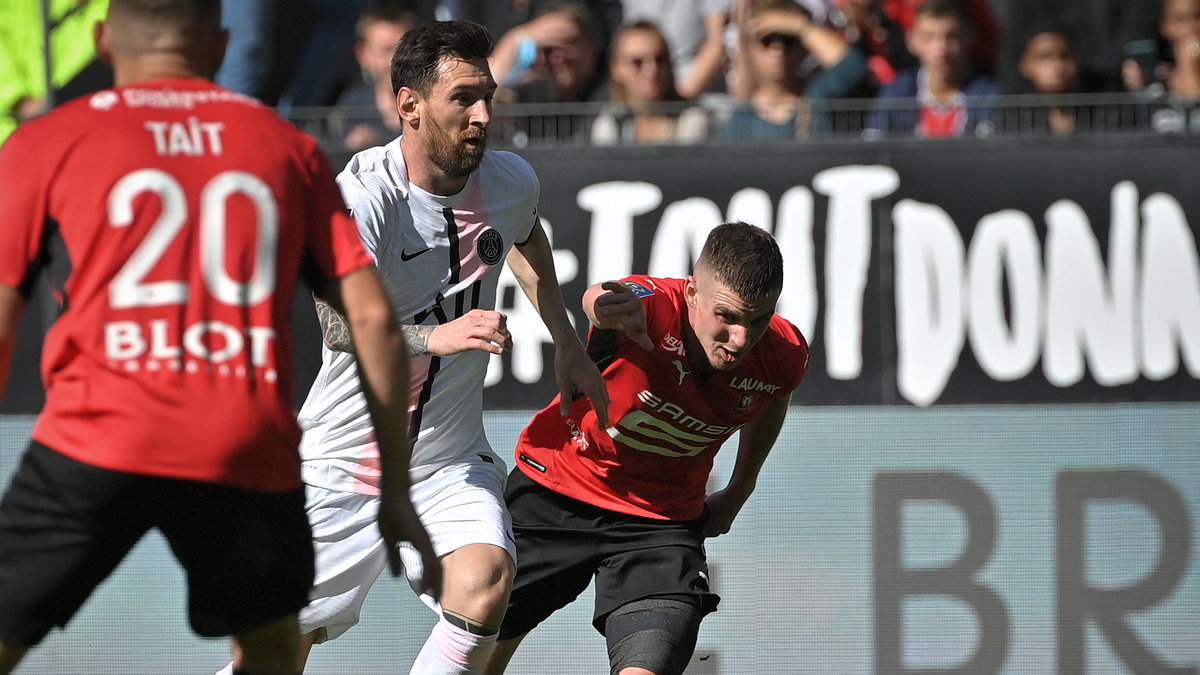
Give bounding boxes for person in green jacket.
[0,0,110,144]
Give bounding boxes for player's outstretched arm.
[414,309,512,356]
[321,268,442,598]
[582,281,654,351]
[703,393,793,537]
[0,284,24,403]
[316,297,510,357]
[507,222,611,426]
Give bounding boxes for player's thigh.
[157,481,313,637]
[497,469,604,640]
[0,441,152,646]
[592,520,718,632]
[399,455,516,598]
[297,487,390,641]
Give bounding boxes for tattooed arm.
[400,324,435,356]
[316,298,354,352]
[316,297,437,356]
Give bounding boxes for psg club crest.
[477,229,503,265]
[733,393,756,414]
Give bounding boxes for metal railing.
[284,92,1200,153]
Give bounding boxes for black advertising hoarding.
[3,135,1198,412]
[500,135,1200,407]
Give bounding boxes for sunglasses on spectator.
[625,53,671,69]
[760,33,801,48]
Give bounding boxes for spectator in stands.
[215,0,368,113]
[1031,0,1159,94]
[490,3,606,104]
[866,0,1002,138]
[336,6,418,151]
[1014,24,1083,135]
[591,21,709,145]
[1122,0,1200,132]
[834,0,1000,87]
[214,0,274,100]
[722,0,873,140]
[835,0,912,86]
[490,3,607,144]
[1124,0,1200,98]
[441,0,622,57]
[0,0,111,144]
[621,0,732,98]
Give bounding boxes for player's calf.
[410,610,501,674]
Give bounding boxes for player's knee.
[461,567,512,616]
[604,597,703,675]
[446,547,514,618]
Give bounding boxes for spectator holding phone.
[1123,0,1200,97]
[1124,0,1200,132]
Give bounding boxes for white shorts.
[298,453,515,640]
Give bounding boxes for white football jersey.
[298,137,539,494]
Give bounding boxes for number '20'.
[108,168,278,309]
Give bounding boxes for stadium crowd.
[2,0,1196,146]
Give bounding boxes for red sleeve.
[302,141,372,284]
[620,274,674,335]
[774,315,812,391]
[0,128,50,295]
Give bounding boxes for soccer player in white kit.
[293,20,609,675]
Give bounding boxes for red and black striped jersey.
[514,275,810,520]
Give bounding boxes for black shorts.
[0,440,314,646]
[498,469,719,640]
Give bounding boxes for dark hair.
[390,20,494,97]
[696,222,784,301]
[609,20,683,104]
[1021,20,1076,53]
[356,5,419,43]
[108,0,220,24]
[536,2,603,49]
[915,0,970,26]
[747,0,811,19]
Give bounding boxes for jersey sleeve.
[303,142,373,285]
[518,170,541,246]
[336,170,393,263]
[772,315,812,392]
[0,127,49,295]
[620,274,672,336]
[502,151,541,247]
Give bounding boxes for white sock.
[409,615,498,675]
